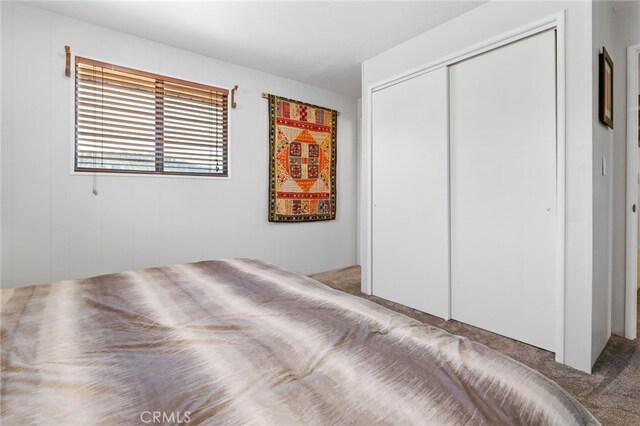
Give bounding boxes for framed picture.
[599,46,613,129]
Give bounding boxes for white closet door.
[372,67,449,319]
[449,30,557,351]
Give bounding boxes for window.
[74,57,228,177]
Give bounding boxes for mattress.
[0,259,599,425]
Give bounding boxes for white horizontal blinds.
[162,81,228,174]
[75,57,229,176]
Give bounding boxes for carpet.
[309,265,640,426]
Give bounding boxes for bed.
[1,259,598,425]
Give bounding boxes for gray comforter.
[0,259,598,425]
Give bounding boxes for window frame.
[69,55,232,180]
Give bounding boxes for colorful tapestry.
[268,95,337,222]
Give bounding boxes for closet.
[371,30,557,351]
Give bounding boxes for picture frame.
[599,46,613,129]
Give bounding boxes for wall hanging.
[265,93,338,222]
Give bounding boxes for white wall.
[591,0,616,365]
[1,2,358,288]
[361,1,595,372]
[356,97,362,262]
[0,1,3,285]
[611,1,640,336]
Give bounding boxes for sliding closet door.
[449,30,557,351]
[372,67,449,319]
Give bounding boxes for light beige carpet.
[309,265,640,426]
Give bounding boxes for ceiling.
[26,1,484,97]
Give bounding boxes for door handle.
[633,204,637,213]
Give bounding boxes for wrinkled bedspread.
[1,259,599,425]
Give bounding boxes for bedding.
[1,259,598,425]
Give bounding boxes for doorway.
[625,45,640,340]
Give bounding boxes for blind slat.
[77,73,227,105]
[78,125,224,145]
[77,96,226,122]
[78,151,227,163]
[77,138,227,152]
[77,147,226,163]
[77,154,228,165]
[78,140,226,153]
[75,167,228,177]
[77,111,223,133]
[77,91,226,118]
[77,72,156,91]
[77,56,229,94]
[76,158,228,168]
[77,100,227,126]
[77,75,226,107]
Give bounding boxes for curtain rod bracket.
[65,45,71,77]
[231,85,239,109]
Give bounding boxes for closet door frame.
[360,11,567,362]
